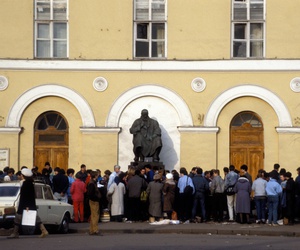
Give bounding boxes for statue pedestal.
[128,161,164,170]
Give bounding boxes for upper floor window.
[232,0,265,58]
[134,0,167,59]
[35,0,68,58]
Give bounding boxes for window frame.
[231,0,265,59]
[34,0,69,59]
[133,0,167,59]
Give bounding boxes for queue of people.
[2,162,300,237]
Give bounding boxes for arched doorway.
[230,111,264,179]
[34,111,69,171]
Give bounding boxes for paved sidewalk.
[69,221,300,237]
[1,221,299,237]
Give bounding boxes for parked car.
[0,181,73,233]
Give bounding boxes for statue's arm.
[129,120,141,134]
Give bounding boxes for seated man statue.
[129,109,162,162]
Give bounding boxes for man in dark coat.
[126,170,148,222]
[285,172,295,224]
[52,168,69,203]
[8,168,48,238]
[87,171,102,236]
[129,109,162,162]
[192,168,209,222]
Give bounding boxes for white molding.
[178,126,219,133]
[106,84,193,127]
[0,76,8,91]
[0,127,22,134]
[80,127,121,134]
[205,85,292,127]
[93,77,108,92]
[276,127,300,133]
[290,77,300,92]
[6,84,96,128]
[191,77,206,92]
[1,59,300,71]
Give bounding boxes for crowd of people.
[1,162,300,232]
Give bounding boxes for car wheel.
[59,214,69,234]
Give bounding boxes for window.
[35,111,68,146]
[231,111,262,127]
[134,0,166,58]
[43,186,54,200]
[0,187,19,197]
[232,0,265,58]
[35,185,43,199]
[35,0,68,58]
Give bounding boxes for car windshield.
[0,186,19,197]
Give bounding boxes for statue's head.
[141,109,149,120]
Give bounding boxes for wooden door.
[34,148,68,171]
[230,112,264,178]
[34,112,69,171]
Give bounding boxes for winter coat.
[147,181,163,217]
[107,182,126,216]
[87,179,101,202]
[127,175,148,198]
[17,178,37,214]
[234,177,251,213]
[163,180,176,212]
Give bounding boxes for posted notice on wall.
[0,148,9,170]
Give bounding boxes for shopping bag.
[22,210,37,226]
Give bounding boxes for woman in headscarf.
[163,173,176,219]
[107,176,126,222]
[146,173,164,222]
[234,173,252,224]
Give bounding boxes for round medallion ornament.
[93,77,108,92]
[0,76,8,91]
[191,77,206,92]
[290,77,300,92]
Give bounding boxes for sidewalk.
[69,220,300,237]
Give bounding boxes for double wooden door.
[34,112,69,171]
[34,147,68,172]
[230,112,264,179]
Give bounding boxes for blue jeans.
[192,192,206,220]
[254,196,266,221]
[267,195,279,224]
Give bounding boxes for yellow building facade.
[1,0,300,178]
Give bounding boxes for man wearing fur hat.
[8,168,49,239]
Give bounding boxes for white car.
[0,181,73,233]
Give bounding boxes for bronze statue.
[129,109,162,162]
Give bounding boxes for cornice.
[1,59,300,71]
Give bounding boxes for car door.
[35,184,49,223]
[42,185,65,225]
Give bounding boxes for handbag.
[225,185,235,196]
[183,177,193,196]
[140,190,148,202]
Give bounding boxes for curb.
[70,226,300,237]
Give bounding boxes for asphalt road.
[0,233,298,250]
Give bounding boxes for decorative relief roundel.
[290,77,300,92]
[0,76,8,91]
[191,77,206,92]
[93,77,108,92]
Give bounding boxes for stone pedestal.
[128,161,164,170]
